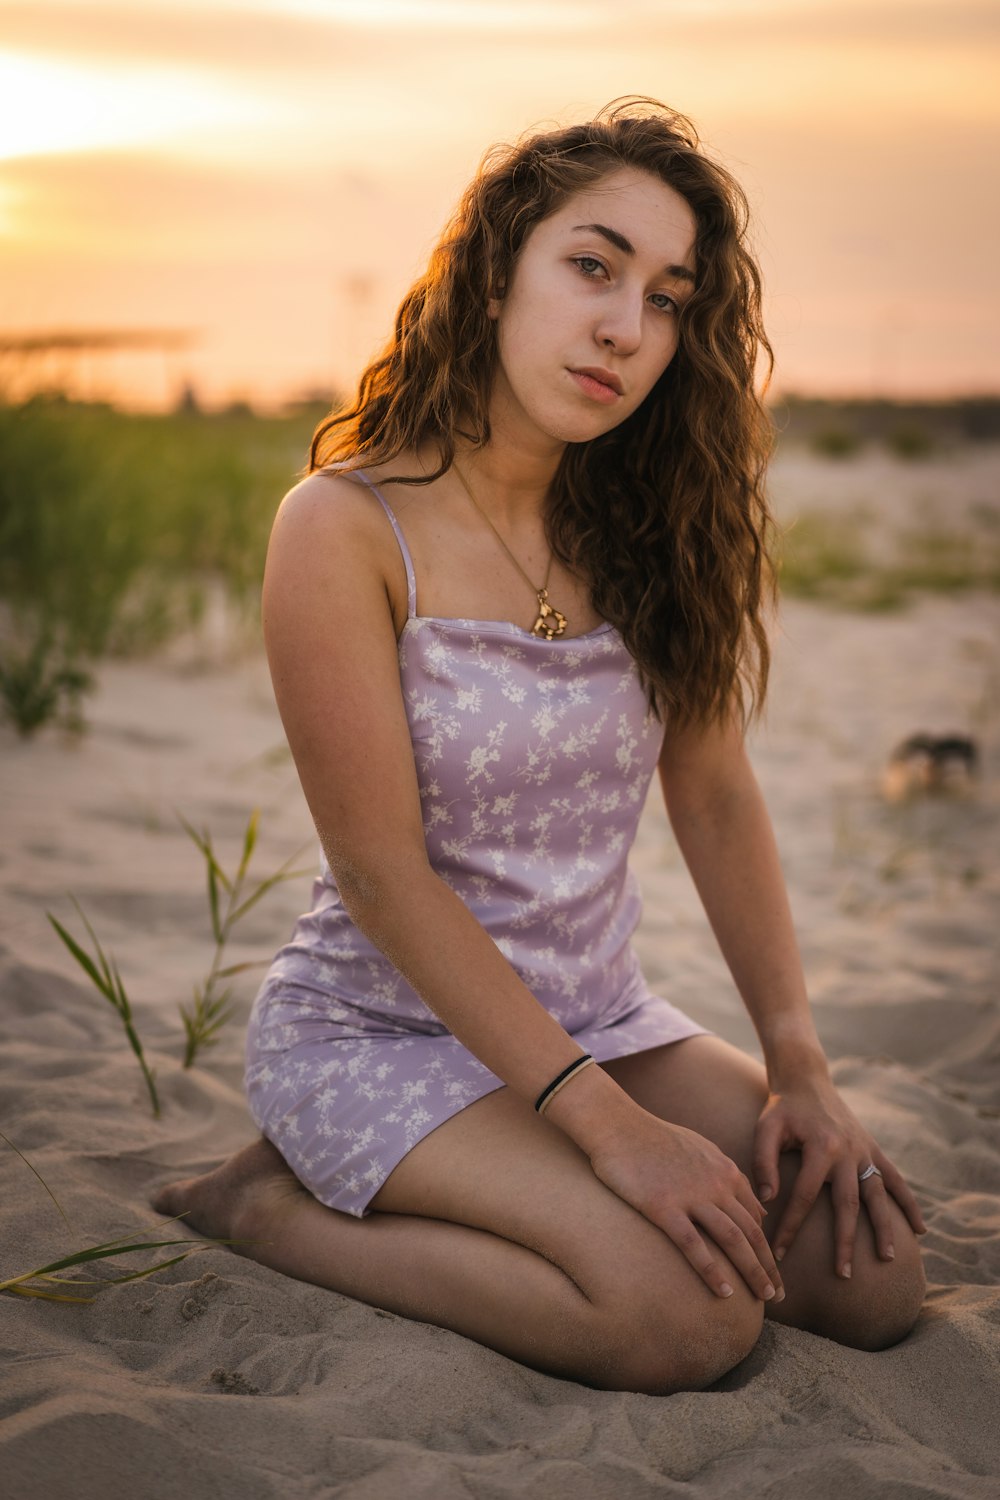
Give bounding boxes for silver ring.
[858,1164,882,1182]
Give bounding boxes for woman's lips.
[568,369,622,405]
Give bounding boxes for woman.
[154,98,926,1394]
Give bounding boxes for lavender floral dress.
[244,473,706,1215]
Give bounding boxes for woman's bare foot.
[150,1137,305,1247]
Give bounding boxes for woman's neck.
[449,434,564,529]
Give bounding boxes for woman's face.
[488,165,697,451]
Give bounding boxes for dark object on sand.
[881,733,979,802]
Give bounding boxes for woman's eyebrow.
[571,222,696,285]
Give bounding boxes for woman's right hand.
[588,1113,785,1302]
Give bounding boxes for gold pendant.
[531,589,568,640]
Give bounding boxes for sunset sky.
[1,0,997,409]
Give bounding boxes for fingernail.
[720,1282,734,1297]
[774,1246,785,1262]
[841,1262,852,1279]
[775,1287,786,1302]
[886,1246,895,1260]
[759,1185,773,1203]
[763,1284,775,1301]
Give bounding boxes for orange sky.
[1,0,998,409]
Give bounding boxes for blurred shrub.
[0,632,94,735]
[885,425,934,460]
[779,511,1000,610]
[778,514,873,600]
[0,398,315,656]
[809,427,863,459]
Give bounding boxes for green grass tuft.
[178,809,312,1067]
[47,901,161,1117]
[0,632,93,735]
[0,397,319,728]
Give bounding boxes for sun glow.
[0,0,995,404]
[0,50,266,163]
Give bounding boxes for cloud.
[0,147,380,258]
[0,2,360,79]
[0,0,996,88]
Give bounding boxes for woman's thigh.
[372,1074,736,1307]
[370,1035,772,1311]
[370,1071,764,1385]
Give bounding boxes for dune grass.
[0,1130,219,1304]
[47,810,311,1105]
[179,809,312,1067]
[778,512,1000,610]
[0,396,319,731]
[47,900,162,1116]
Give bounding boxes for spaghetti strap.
[351,471,418,619]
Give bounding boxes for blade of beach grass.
[178,813,231,945]
[10,1248,199,1299]
[176,810,312,1066]
[1,1132,246,1305]
[180,983,235,1067]
[214,959,270,979]
[0,1238,212,1301]
[228,852,316,925]
[236,807,260,883]
[176,813,233,891]
[0,1130,73,1230]
[46,904,161,1117]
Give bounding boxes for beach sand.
[2,505,998,1495]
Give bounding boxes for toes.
[150,1181,189,1218]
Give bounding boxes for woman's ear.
[487,276,506,320]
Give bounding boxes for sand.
[2,475,998,1495]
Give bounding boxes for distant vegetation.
[776,511,1000,611]
[0,395,321,731]
[0,391,998,731]
[771,396,1000,609]
[772,394,1000,457]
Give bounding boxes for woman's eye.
[573,256,605,278]
[649,293,678,313]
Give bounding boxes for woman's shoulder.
[277,464,379,525]
[266,464,411,636]
[276,450,433,530]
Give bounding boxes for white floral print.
[244,478,706,1216]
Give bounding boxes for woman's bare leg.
[153,1032,922,1389]
[603,1035,926,1349]
[153,1090,764,1395]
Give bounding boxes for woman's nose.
[595,290,643,354]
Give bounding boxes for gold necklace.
[451,464,568,640]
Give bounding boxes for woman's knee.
[801,1229,926,1352]
[838,1237,926,1351]
[584,1281,764,1395]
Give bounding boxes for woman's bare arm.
[263,472,625,1110]
[657,713,827,1084]
[658,713,925,1269]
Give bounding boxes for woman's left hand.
[751,1076,927,1278]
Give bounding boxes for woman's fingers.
[699,1202,785,1302]
[859,1167,896,1264]
[831,1164,862,1277]
[877,1153,927,1235]
[734,1176,768,1227]
[661,1198,785,1303]
[750,1112,784,1206]
[771,1152,828,1262]
[662,1213,740,1299]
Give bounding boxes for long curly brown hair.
[310,97,776,728]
